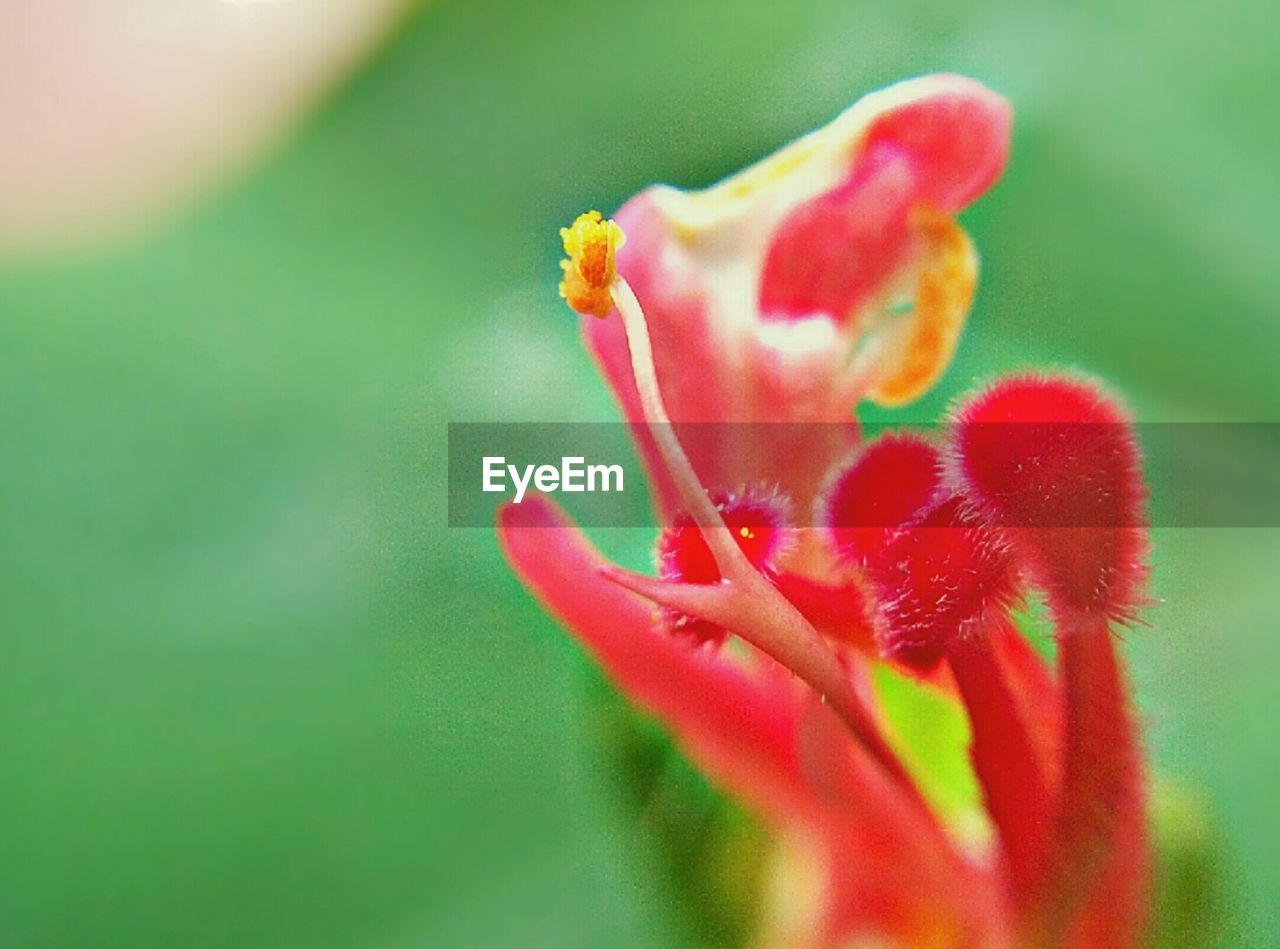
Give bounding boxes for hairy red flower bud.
[863,495,1019,671]
[822,431,942,564]
[656,488,790,644]
[949,374,1149,623]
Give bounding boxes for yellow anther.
[739,527,754,539]
[559,210,626,318]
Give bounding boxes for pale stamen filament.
[606,275,920,797]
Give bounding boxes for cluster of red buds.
[500,76,1152,948]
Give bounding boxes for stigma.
[559,210,626,318]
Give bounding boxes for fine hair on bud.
[947,372,1149,624]
[863,495,1019,671]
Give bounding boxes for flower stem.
[600,563,921,799]
[947,618,1054,902]
[1027,616,1148,946]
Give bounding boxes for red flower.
[500,76,1151,948]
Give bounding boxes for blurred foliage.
[0,0,1277,946]
[584,670,773,948]
[1147,783,1229,948]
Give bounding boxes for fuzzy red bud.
[949,374,1149,623]
[822,432,943,564]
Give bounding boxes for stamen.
[559,212,742,565]
[610,275,782,585]
[558,212,921,798]
[610,284,919,798]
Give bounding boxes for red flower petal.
[948,617,1056,901]
[987,619,1062,792]
[759,140,916,322]
[581,77,1011,510]
[862,76,1014,212]
[498,495,809,818]
[1035,624,1151,948]
[949,376,1152,941]
[773,572,876,653]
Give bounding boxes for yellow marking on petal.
[558,210,626,318]
[661,128,834,247]
[868,208,977,407]
[719,137,823,202]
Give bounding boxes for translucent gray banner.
[448,422,1280,528]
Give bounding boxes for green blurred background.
[1,0,1277,945]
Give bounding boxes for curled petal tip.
[866,209,979,407]
[865,73,1013,212]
